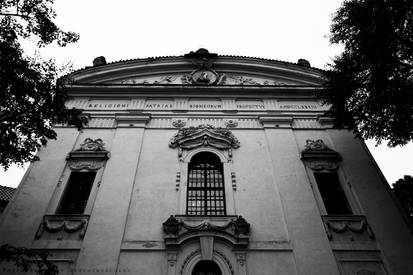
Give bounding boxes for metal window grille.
[187,153,226,216]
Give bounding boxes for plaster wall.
[1,124,413,275]
[0,128,80,245]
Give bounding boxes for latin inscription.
[189,104,222,109]
[236,104,265,109]
[145,103,173,109]
[84,100,324,111]
[279,104,319,110]
[87,103,129,109]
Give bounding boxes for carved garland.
[163,215,250,236]
[35,219,89,239]
[169,124,240,158]
[324,220,375,240]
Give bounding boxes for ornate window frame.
[46,138,110,215]
[301,139,361,216]
[169,125,240,215]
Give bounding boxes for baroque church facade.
[1,49,412,275]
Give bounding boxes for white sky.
[0,0,412,187]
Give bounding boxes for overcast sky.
[1,0,412,187]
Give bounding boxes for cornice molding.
[61,55,325,87]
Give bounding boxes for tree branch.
[0,12,33,19]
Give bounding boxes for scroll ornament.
[169,124,240,157]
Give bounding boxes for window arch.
[187,152,226,216]
[192,260,222,275]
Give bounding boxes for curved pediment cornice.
[61,50,326,87]
[169,124,240,158]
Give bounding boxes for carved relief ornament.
[67,138,110,161]
[162,215,250,249]
[79,138,105,151]
[169,124,240,158]
[301,139,341,169]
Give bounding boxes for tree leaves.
[392,175,413,224]
[322,0,413,146]
[0,244,58,275]
[0,0,83,169]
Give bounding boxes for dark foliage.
[392,175,413,224]
[322,1,413,146]
[0,0,84,169]
[0,244,58,275]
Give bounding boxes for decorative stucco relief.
[179,250,200,275]
[322,215,375,241]
[68,160,104,171]
[35,215,89,240]
[224,119,238,128]
[172,119,187,128]
[67,138,110,161]
[113,73,296,86]
[78,138,105,151]
[162,215,250,249]
[301,139,341,165]
[169,124,240,158]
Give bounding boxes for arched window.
[187,152,226,216]
[192,260,222,275]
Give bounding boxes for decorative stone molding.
[175,172,181,190]
[322,215,375,241]
[178,249,234,275]
[214,250,234,275]
[259,116,293,128]
[179,250,201,275]
[306,161,339,171]
[200,236,214,260]
[68,160,104,171]
[224,119,238,128]
[231,172,237,190]
[169,124,240,158]
[167,252,178,267]
[35,214,90,240]
[115,113,151,128]
[78,138,105,151]
[301,139,341,165]
[67,138,110,160]
[235,252,246,266]
[172,119,187,128]
[162,215,250,249]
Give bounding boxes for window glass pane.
[57,172,96,214]
[314,173,352,215]
[187,152,226,216]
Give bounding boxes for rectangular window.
[57,172,96,214]
[314,172,352,215]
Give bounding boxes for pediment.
[169,124,240,154]
[105,72,306,86]
[64,51,326,86]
